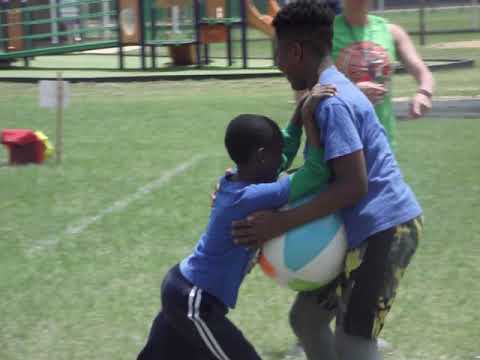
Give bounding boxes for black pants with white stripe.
[137,265,262,360]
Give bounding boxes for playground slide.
[246,0,280,38]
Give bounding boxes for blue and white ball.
[259,195,347,291]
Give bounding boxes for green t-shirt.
[332,15,397,149]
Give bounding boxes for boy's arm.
[277,149,367,233]
[240,176,291,214]
[390,23,434,118]
[288,91,334,202]
[279,104,304,173]
[279,85,337,173]
[288,147,330,203]
[233,103,368,247]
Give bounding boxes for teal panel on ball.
[284,206,342,272]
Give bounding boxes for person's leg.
[137,265,212,360]
[289,284,338,360]
[137,311,203,360]
[335,217,423,360]
[335,326,382,360]
[184,285,262,360]
[159,265,262,360]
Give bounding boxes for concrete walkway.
[394,96,480,119]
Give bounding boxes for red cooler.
[1,129,46,165]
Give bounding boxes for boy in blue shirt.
[137,85,337,360]
[233,2,423,360]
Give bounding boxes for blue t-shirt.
[180,175,290,308]
[312,66,422,248]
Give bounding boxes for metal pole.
[473,0,479,30]
[56,72,64,165]
[115,0,124,69]
[240,0,247,69]
[150,0,156,41]
[419,0,426,46]
[172,5,180,33]
[227,25,232,66]
[204,43,209,64]
[50,0,59,44]
[193,0,201,68]
[21,0,32,50]
[139,0,146,70]
[0,0,6,52]
[151,45,156,69]
[103,0,111,39]
[150,1,156,69]
[378,0,385,13]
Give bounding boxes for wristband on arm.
[417,89,433,99]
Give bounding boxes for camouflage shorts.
[306,216,423,339]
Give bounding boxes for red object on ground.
[1,129,46,165]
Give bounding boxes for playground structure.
[246,0,279,37]
[0,0,280,69]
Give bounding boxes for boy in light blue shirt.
[232,2,424,360]
[137,85,336,360]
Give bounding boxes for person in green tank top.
[332,0,435,149]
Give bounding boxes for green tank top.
[332,15,397,149]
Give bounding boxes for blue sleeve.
[239,176,290,213]
[316,103,363,161]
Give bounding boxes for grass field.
[1,72,479,360]
[1,10,480,359]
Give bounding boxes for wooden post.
[56,72,64,165]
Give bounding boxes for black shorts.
[296,216,423,339]
[137,265,262,360]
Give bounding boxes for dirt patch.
[429,40,480,49]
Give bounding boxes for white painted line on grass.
[66,154,205,235]
[27,154,206,256]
